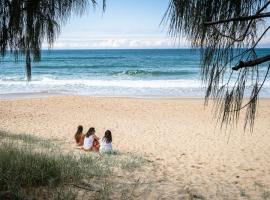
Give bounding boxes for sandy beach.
[1,96,270,199]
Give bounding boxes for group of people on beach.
[74,125,113,154]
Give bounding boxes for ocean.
[0,49,269,97]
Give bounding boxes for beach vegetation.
[0,132,147,199]
[0,130,54,148]
[163,0,270,130]
[0,0,104,81]
[0,143,82,199]
[261,191,270,200]
[120,154,146,171]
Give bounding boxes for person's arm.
[93,134,99,140]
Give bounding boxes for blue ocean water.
[0,49,269,97]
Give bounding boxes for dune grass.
[0,131,147,199]
[0,130,54,148]
[120,154,146,171]
[0,143,87,199]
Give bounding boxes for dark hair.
[103,130,112,143]
[86,127,95,137]
[74,125,83,143]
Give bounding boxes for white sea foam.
[1,49,270,98]
[0,78,203,87]
[0,77,270,97]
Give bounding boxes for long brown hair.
[86,127,95,138]
[74,125,83,143]
[103,130,112,143]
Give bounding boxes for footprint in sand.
[191,165,201,169]
[197,162,205,165]
[242,168,255,172]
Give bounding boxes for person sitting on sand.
[100,130,113,154]
[74,125,84,146]
[83,127,100,152]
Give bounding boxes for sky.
[45,0,270,49]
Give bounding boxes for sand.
[0,96,270,199]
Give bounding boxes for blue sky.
[47,0,270,49]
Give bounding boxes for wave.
[112,70,197,77]
[0,78,201,88]
[1,76,270,87]
[41,56,126,61]
[32,64,142,69]
[1,78,270,97]
[0,79,206,97]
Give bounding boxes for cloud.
[43,31,270,49]
[43,37,189,49]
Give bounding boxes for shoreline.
[1,92,270,100]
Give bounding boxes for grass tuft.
[0,131,54,148]
[0,132,147,199]
[120,154,145,171]
[0,143,82,199]
[261,191,270,200]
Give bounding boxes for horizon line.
[39,47,270,50]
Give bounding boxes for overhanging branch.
[232,54,270,71]
[228,64,270,113]
[204,12,270,26]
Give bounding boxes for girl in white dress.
[100,130,113,154]
[83,127,100,151]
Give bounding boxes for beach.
[1,96,270,199]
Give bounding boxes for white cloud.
[43,32,189,49]
[42,30,270,49]
[43,36,189,49]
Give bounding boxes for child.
[100,130,113,154]
[83,127,100,152]
[74,125,84,146]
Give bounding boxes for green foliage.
[0,130,54,148]
[0,132,146,199]
[0,0,98,80]
[164,0,270,130]
[0,143,82,199]
[52,187,77,200]
[120,154,145,171]
[164,0,267,45]
[261,191,270,200]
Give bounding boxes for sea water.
[0,49,269,97]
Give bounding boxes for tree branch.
[232,54,270,71]
[228,64,270,112]
[212,25,251,42]
[204,12,270,26]
[229,26,270,63]
[257,1,270,14]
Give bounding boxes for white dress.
[100,138,113,153]
[83,135,94,150]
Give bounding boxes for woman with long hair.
[83,127,100,152]
[100,130,113,154]
[74,125,84,146]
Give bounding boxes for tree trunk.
[25,49,31,81]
